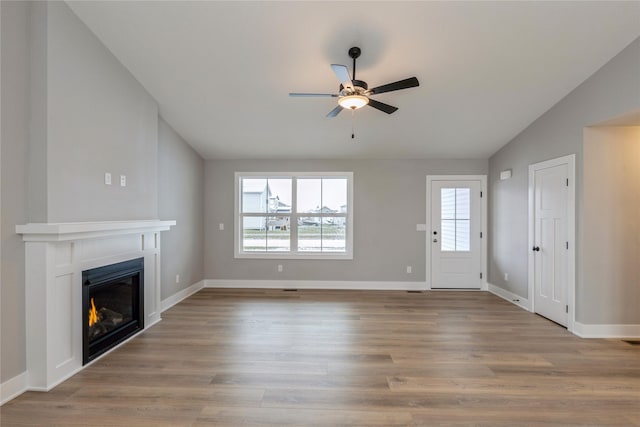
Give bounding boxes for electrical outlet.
[175,274,180,283]
[406,266,412,274]
[105,172,112,185]
[504,273,509,281]
[277,265,283,272]
[120,175,126,187]
[219,223,224,231]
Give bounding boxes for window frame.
[234,172,354,260]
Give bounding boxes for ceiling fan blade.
[289,93,338,97]
[367,98,398,114]
[326,105,344,118]
[331,64,354,91]
[370,77,419,95]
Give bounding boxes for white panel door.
[532,163,568,326]
[430,180,482,289]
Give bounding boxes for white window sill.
[235,252,353,260]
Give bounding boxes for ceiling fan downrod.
[348,46,361,81]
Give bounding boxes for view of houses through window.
[237,173,351,257]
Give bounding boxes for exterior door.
[531,162,569,326]
[430,180,482,289]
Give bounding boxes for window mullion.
[320,178,323,252]
[291,178,298,255]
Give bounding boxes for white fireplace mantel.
[17,220,176,242]
[16,220,176,391]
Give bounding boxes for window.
[440,187,470,251]
[235,172,353,259]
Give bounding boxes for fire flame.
[88,298,99,327]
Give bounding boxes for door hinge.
[480,272,483,279]
[566,305,569,314]
[566,178,569,187]
[480,191,483,198]
[566,241,569,250]
[480,231,483,238]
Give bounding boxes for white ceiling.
[67,1,640,160]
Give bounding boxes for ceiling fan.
[289,46,419,118]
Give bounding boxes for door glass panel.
[441,220,456,251]
[440,187,471,252]
[455,220,470,251]
[456,188,470,219]
[441,188,456,219]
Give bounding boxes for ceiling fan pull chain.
[351,109,356,139]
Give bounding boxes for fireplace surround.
[16,220,175,391]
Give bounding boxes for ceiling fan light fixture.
[338,94,369,110]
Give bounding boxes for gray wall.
[205,159,487,282]
[488,37,640,324]
[1,0,29,382]
[583,126,640,324]
[0,1,166,384]
[45,2,158,222]
[158,117,205,299]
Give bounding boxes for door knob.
[532,246,540,252]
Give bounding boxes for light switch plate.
[105,173,112,185]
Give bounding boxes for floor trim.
[205,279,427,291]
[0,371,27,406]
[573,322,640,339]
[161,280,206,312]
[487,282,532,311]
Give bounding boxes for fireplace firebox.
[82,258,144,364]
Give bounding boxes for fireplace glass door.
[82,258,144,364]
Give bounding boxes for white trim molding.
[16,220,176,242]
[0,372,28,406]
[206,279,427,291]
[161,280,206,312]
[487,283,532,312]
[573,322,640,339]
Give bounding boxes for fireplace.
[82,257,144,364]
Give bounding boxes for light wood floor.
[2,289,639,426]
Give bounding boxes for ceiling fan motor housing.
[340,80,368,95]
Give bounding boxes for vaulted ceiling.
[68,1,640,160]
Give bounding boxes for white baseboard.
[161,280,206,312]
[487,283,532,312]
[1,371,27,405]
[205,279,427,291]
[573,322,640,339]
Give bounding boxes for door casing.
[426,175,487,291]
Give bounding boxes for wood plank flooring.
[2,289,639,426]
